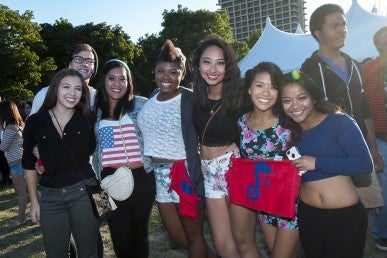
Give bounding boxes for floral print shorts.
[259,206,298,230]
[201,148,240,198]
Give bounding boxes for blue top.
[296,113,373,182]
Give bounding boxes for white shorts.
[153,163,179,203]
[201,148,240,198]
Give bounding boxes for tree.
[160,6,234,56]
[0,5,55,102]
[244,29,263,49]
[135,34,165,96]
[39,21,143,93]
[136,6,243,90]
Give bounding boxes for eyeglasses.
[72,56,95,65]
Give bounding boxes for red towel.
[226,158,300,218]
[169,160,201,221]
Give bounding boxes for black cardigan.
[301,50,371,133]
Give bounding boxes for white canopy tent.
[238,0,387,75]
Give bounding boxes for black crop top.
[193,101,239,147]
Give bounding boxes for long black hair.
[279,70,340,145]
[94,59,134,120]
[192,34,243,114]
[280,70,338,114]
[242,62,283,115]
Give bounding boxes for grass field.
[0,185,385,257]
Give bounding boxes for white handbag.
[101,166,134,201]
[100,115,135,201]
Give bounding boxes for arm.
[0,126,17,152]
[315,115,373,175]
[25,170,40,224]
[22,118,38,170]
[364,117,384,172]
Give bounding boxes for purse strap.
[201,105,222,146]
[51,109,87,180]
[118,114,131,166]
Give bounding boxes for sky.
[1,0,386,42]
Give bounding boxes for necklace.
[209,99,220,115]
[51,109,73,136]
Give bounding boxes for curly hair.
[156,39,186,78]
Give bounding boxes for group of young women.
[18,32,373,258]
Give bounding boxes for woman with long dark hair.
[231,62,301,258]
[23,68,99,257]
[192,35,243,258]
[92,59,155,257]
[279,70,373,258]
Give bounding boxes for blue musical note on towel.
[180,181,192,195]
[247,162,272,200]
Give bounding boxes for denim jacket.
[92,96,153,180]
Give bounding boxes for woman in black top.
[192,35,244,258]
[23,69,98,258]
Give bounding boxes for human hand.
[292,155,316,173]
[30,202,41,224]
[32,146,40,158]
[35,158,45,175]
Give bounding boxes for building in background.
[218,0,306,40]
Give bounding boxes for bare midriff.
[200,142,238,160]
[299,175,360,209]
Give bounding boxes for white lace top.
[138,92,186,160]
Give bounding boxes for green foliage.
[136,6,240,90]
[0,5,55,101]
[0,4,250,100]
[160,6,234,54]
[39,21,142,91]
[135,34,165,96]
[244,29,263,49]
[232,40,250,62]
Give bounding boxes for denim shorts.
[201,148,240,198]
[153,163,179,203]
[10,164,24,175]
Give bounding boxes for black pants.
[298,200,367,258]
[103,167,156,258]
[0,150,10,186]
